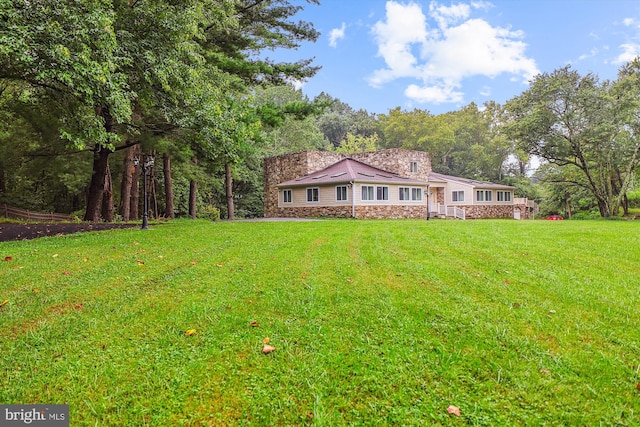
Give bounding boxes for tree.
[505,62,640,217]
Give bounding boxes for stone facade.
[263,149,431,219]
[354,205,428,219]
[459,204,515,219]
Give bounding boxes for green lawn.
[1,219,639,426]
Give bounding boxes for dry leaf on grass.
[0,300,8,308]
[262,344,276,354]
[251,321,260,327]
[185,329,196,336]
[447,405,461,417]
[4,256,12,262]
[263,337,270,344]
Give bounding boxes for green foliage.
[505,61,640,217]
[197,204,220,221]
[1,220,639,425]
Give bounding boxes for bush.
[198,205,221,221]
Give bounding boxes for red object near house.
[547,215,564,220]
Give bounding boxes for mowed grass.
[0,219,639,426]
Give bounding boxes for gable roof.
[277,158,427,187]
[429,172,515,189]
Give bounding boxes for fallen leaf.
[133,242,139,246]
[83,258,89,262]
[503,279,510,285]
[262,344,276,354]
[263,337,270,344]
[549,309,556,314]
[62,271,71,275]
[52,254,59,258]
[158,255,163,259]
[74,304,83,310]
[33,289,40,293]
[447,405,461,417]
[346,278,354,283]
[0,300,8,308]
[191,261,197,266]
[636,382,640,390]
[216,262,223,268]
[251,321,260,327]
[4,256,12,262]
[540,369,551,375]
[185,329,196,336]
[512,302,522,309]
[137,260,145,266]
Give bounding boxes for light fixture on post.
[134,154,155,230]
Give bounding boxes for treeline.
[0,2,638,219]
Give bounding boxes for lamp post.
[134,155,155,230]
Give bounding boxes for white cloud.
[614,43,640,64]
[329,23,347,48]
[613,17,640,64]
[368,1,539,104]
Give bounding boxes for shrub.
[198,205,221,221]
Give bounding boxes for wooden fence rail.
[1,204,73,222]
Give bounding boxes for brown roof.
[277,158,427,187]
[429,172,515,189]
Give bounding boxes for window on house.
[476,190,484,202]
[452,190,464,202]
[485,190,492,202]
[498,191,512,202]
[410,161,418,173]
[336,185,348,201]
[376,186,389,201]
[283,189,292,204]
[399,187,410,201]
[362,185,374,201]
[412,188,422,201]
[306,187,319,202]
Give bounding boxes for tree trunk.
[119,145,135,221]
[189,157,197,219]
[100,162,114,222]
[84,107,115,222]
[163,154,175,219]
[84,146,112,221]
[130,144,142,220]
[225,162,234,220]
[151,167,158,220]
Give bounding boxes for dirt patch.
[0,222,139,242]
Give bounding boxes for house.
[428,172,516,219]
[263,149,525,219]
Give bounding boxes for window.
[336,185,348,201]
[412,188,422,201]
[362,185,374,200]
[452,191,464,202]
[410,161,418,173]
[376,186,389,201]
[306,187,319,202]
[497,191,511,202]
[477,190,492,202]
[283,189,292,204]
[399,187,410,201]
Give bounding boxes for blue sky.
[270,0,640,115]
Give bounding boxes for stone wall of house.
[354,205,428,219]
[272,204,428,219]
[460,204,515,219]
[263,149,432,218]
[350,149,431,182]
